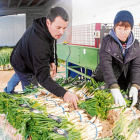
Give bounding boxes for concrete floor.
[0,66,66,92]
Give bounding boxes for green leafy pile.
[0,47,13,67]
[55,75,79,90]
[0,92,81,140]
[23,83,40,94]
[90,78,105,90]
[78,90,114,119]
[57,58,65,67]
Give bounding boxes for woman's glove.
[129,87,138,106]
[111,88,126,106]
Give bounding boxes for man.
[10,6,78,109]
[92,10,140,107]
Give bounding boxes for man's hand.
[111,89,126,106]
[63,91,79,109]
[129,87,138,106]
[50,63,56,78]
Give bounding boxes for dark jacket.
[93,29,140,90]
[10,17,67,97]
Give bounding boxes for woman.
[93,10,140,107]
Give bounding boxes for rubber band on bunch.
[85,121,98,140]
[73,111,82,122]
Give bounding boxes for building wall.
[0,14,26,46]
[72,0,140,26]
[25,0,72,43]
[26,13,43,29]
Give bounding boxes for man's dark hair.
[46,6,69,22]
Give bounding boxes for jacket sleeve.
[130,55,140,90]
[99,37,119,89]
[129,41,140,90]
[32,43,67,97]
[50,44,55,63]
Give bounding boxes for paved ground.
[0,70,22,92]
[0,67,66,92]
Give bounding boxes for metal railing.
[66,23,140,47]
[66,23,96,47]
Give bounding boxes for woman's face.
[115,26,131,42]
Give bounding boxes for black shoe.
[12,91,18,94]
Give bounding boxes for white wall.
[72,0,140,26]
[0,14,26,46]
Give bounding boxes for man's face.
[46,16,68,39]
[115,26,131,42]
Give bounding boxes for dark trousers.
[118,72,130,92]
[15,70,38,91]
